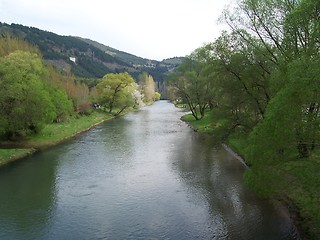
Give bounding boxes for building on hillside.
[69,57,76,63]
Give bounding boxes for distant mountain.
[77,37,184,82]
[0,22,183,83]
[78,37,154,66]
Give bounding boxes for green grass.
[175,103,188,109]
[279,157,320,238]
[227,134,249,159]
[242,144,320,238]
[0,111,114,166]
[0,148,36,166]
[181,110,217,133]
[24,111,113,147]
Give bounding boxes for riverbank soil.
[181,110,320,239]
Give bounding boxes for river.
[0,101,297,239]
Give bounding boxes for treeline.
[168,0,319,237]
[95,71,160,116]
[0,35,160,140]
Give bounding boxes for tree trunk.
[115,105,127,116]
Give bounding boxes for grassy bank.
[0,111,113,166]
[0,148,36,166]
[181,110,320,239]
[280,156,320,238]
[24,111,114,148]
[181,110,217,133]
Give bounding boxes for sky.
[0,0,229,61]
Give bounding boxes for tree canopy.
[0,35,99,139]
[96,72,136,115]
[0,51,56,138]
[167,0,320,202]
[168,46,216,120]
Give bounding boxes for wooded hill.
[0,22,182,82]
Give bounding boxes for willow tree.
[168,46,216,120]
[214,0,320,201]
[96,72,136,115]
[245,0,320,161]
[207,30,276,139]
[0,51,56,139]
[221,0,296,64]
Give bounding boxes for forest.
[167,0,319,238]
[0,22,182,84]
[0,35,160,141]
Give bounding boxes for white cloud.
[0,0,228,60]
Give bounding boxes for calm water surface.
[0,101,296,239]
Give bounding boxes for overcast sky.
[0,0,229,60]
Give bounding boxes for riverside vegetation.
[168,0,320,238]
[0,36,160,166]
[0,111,114,166]
[1,0,319,238]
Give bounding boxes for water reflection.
[171,132,295,239]
[0,152,58,240]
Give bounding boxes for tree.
[50,89,73,122]
[138,72,156,103]
[247,55,320,162]
[46,66,74,121]
[0,51,56,139]
[154,92,161,101]
[57,66,92,114]
[223,0,320,159]
[221,0,295,64]
[0,33,40,57]
[167,46,216,120]
[204,30,277,139]
[215,0,320,198]
[96,72,136,115]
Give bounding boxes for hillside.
[78,37,154,66]
[0,22,183,82]
[77,37,184,82]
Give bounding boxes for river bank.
[181,110,319,239]
[0,111,114,167]
[0,148,37,167]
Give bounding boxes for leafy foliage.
[167,47,216,120]
[138,72,156,103]
[96,73,136,115]
[0,51,56,138]
[0,35,98,139]
[169,0,320,236]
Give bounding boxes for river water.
[0,101,296,239]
